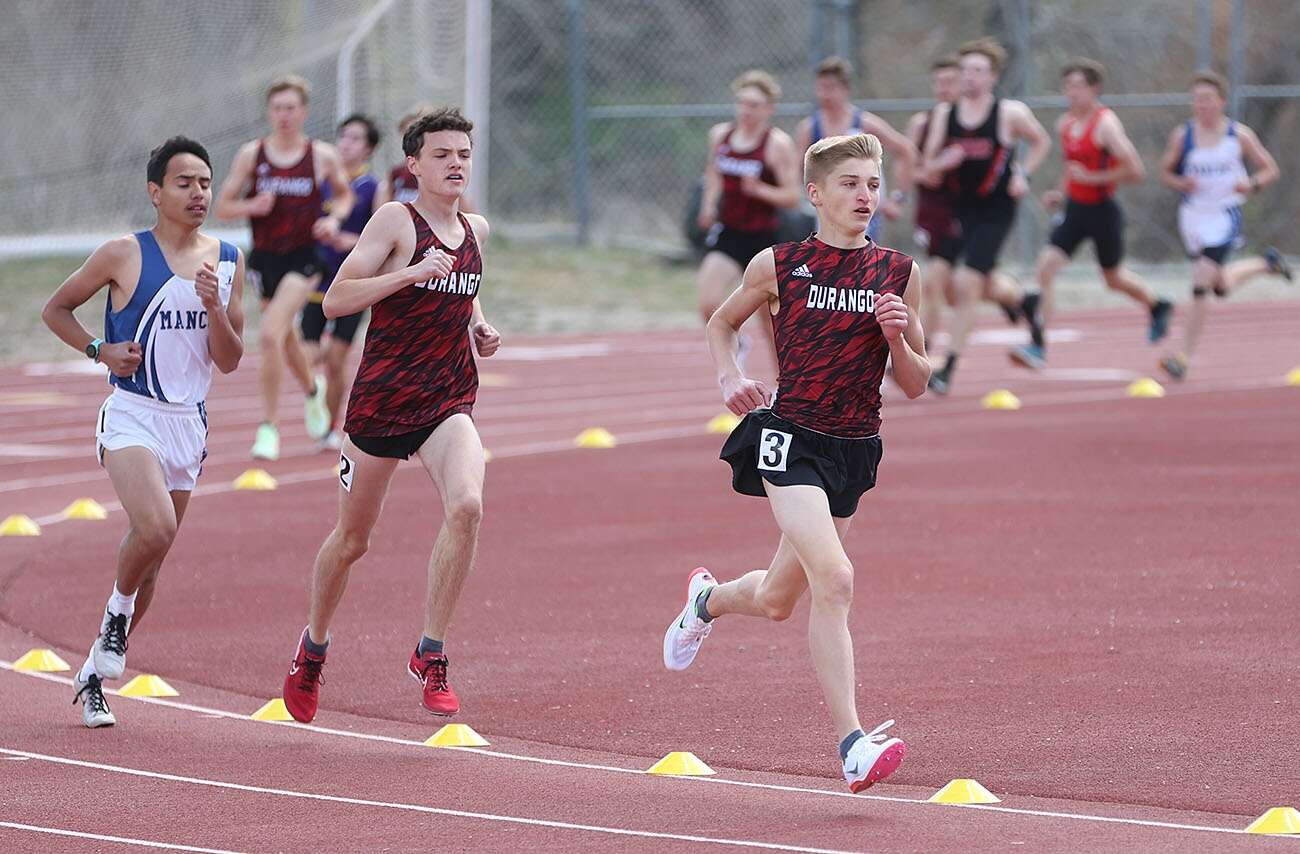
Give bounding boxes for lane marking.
[0,747,856,854]
[0,664,1263,838]
[0,822,245,853]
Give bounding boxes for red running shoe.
[282,630,326,723]
[407,648,459,716]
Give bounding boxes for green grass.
[0,240,701,365]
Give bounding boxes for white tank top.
[105,231,236,406]
[1178,120,1247,212]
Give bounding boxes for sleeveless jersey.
[914,113,954,232]
[770,238,913,438]
[247,140,321,252]
[344,206,482,437]
[1061,108,1114,204]
[388,163,420,204]
[105,231,237,405]
[944,100,1014,204]
[1177,120,1247,212]
[717,126,779,233]
[315,169,380,291]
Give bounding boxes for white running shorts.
[95,389,208,491]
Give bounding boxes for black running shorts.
[954,198,1016,275]
[248,245,322,301]
[706,225,778,270]
[348,407,472,461]
[300,299,364,345]
[1049,198,1125,269]
[720,409,883,519]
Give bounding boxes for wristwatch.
[85,337,103,361]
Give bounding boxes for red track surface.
[2,300,1298,851]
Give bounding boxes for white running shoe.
[662,567,717,671]
[304,376,330,440]
[842,720,907,793]
[91,610,130,679]
[73,673,116,728]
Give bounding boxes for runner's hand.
[739,175,764,198]
[409,249,455,284]
[874,292,909,343]
[473,322,500,357]
[696,207,717,232]
[933,144,967,171]
[311,215,341,242]
[1041,189,1064,211]
[247,191,275,217]
[195,262,222,311]
[721,375,770,415]
[99,342,143,377]
[880,197,903,221]
[1008,172,1029,199]
[1170,175,1196,194]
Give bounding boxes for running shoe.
[1008,343,1045,370]
[318,430,343,452]
[304,377,330,440]
[408,649,460,716]
[1265,246,1294,283]
[1159,354,1188,382]
[251,422,280,461]
[926,367,950,396]
[92,610,129,679]
[662,567,717,671]
[282,629,327,723]
[73,673,115,728]
[842,720,907,793]
[1148,299,1173,343]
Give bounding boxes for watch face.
[86,341,99,358]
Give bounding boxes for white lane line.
[0,664,1262,838]
[0,748,857,854]
[0,822,245,853]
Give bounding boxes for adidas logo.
[792,264,813,278]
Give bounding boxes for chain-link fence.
[497,0,1300,262]
[3,0,1297,264]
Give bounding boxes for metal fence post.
[1196,0,1212,71]
[809,0,827,67]
[1228,0,1245,119]
[567,0,591,245]
[1011,0,1036,269]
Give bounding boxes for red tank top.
[716,126,779,234]
[771,238,913,438]
[913,113,955,234]
[388,163,420,204]
[1062,108,1114,204]
[344,206,482,437]
[247,140,321,252]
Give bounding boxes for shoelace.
[864,719,896,744]
[419,657,449,692]
[73,676,111,716]
[296,656,325,692]
[102,612,128,656]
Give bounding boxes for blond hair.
[958,38,1007,73]
[266,74,310,104]
[731,69,781,103]
[804,133,883,186]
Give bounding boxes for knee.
[258,325,283,353]
[755,587,796,622]
[334,526,371,563]
[1101,269,1125,291]
[444,491,483,530]
[812,565,855,609]
[133,519,177,557]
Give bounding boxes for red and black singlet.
[716,126,780,233]
[247,139,321,252]
[770,238,913,438]
[1061,108,1114,204]
[388,163,420,204]
[343,206,482,437]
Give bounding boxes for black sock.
[695,587,715,624]
[418,636,444,657]
[839,729,866,760]
[942,353,958,377]
[1031,324,1045,350]
[303,629,329,656]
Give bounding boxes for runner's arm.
[880,262,929,398]
[1236,125,1280,191]
[1158,124,1193,192]
[214,143,264,220]
[917,103,956,187]
[707,249,778,414]
[1007,100,1051,177]
[324,202,449,318]
[697,124,727,229]
[41,237,143,377]
[205,250,245,373]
